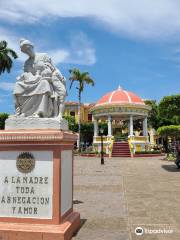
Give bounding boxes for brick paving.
[72,156,180,240]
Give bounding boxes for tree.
[157,125,180,139]
[144,97,180,130]
[158,94,180,125]
[144,100,159,129]
[63,115,78,132]
[64,116,95,147]
[0,113,9,129]
[0,40,18,75]
[81,123,94,145]
[69,68,95,151]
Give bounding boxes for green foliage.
[166,152,176,161]
[159,94,180,125]
[144,100,160,129]
[114,133,128,141]
[63,116,78,132]
[69,68,95,95]
[0,40,18,75]
[64,116,94,143]
[157,125,180,139]
[144,95,180,129]
[135,150,161,154]
[0,113,9,129]
[81,122,94,143]
[98,122,108,135]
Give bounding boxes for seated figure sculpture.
[13,39,67,119]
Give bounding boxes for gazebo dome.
[96,86,145,106]
[90,86,151,120]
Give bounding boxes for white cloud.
[0,27,96,65]
[0,28,27,62]
[49,50,70,65]
[1,0,180,40]
[0,28,18,51]
[49,48,96,66]
[48,32,96,65]
[0,82,14,91]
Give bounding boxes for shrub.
[166,152,176,161]
[135,150,161,154]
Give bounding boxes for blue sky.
[0,0,180,113]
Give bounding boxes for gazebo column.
[129,115,134,136]
[108,115,112,136]
[128,121,130,135]
[93,117,99,137]
[143,116,148,136]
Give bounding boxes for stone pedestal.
[5,116,68,130]
[0,129,80,240]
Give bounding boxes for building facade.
[64,102,94,123]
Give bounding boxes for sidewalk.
[72,156,180,240]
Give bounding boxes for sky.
[0,0,180,113]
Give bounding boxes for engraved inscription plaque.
[0,151,53,219]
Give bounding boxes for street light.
[99,128,104,165]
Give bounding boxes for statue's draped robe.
[14,53,66,117]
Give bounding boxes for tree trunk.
[78,90,81,152]
[164,136,168,153]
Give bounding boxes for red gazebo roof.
[96,86,145,106]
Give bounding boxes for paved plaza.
[73,156,180,240]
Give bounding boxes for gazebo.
[90,86,151,156]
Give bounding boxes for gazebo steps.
[112,152,130,154]
[112,149,130,152]
[112,156,131,157]
[112,141,131,157]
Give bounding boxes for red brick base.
[0,212,80,240]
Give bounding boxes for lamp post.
[100,128,104,165]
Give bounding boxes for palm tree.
[0,40,18,75]
[69,68,95,151]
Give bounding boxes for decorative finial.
[118,85,122,90]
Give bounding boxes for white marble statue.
[13,39,67,119]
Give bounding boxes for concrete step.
[112,149,130,151]
[112,152,131,155]
[112,153,131,155]
[112,155,131,157]
[112,151,131,153]
[113,145,129,148]
[112,141,131,157]
[112,147,129,149]
[112,148,130,151]
[113,146,129,148]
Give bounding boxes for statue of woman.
[14,39,67,119]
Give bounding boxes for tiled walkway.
[73,156,180,240]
